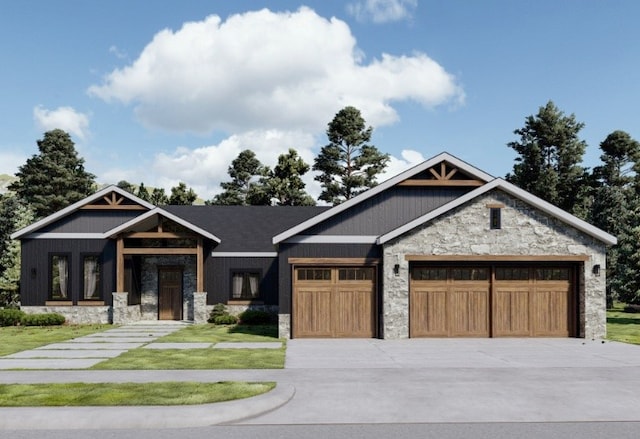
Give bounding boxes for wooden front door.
[158,267,183,320]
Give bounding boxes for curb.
[0,383,295,430]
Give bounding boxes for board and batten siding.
[39,210,143,233]
[305,186,472,236]
[19,238,116,306]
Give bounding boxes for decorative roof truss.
[80,191,147,210]
[397,161,484,187]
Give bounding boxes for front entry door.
[158,267,183,320]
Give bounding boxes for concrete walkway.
[2,336,640,429]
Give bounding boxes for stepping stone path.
[0,322,283,370]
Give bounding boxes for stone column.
[192,292,208,324]
[278,314,291,339]
[112,292,129,324]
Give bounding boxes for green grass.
[0,324,111,356]
[607,303,640,345]
[0,381,275,406]
[92,348,284,369]
[92,324,285,369]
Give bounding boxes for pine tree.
[209,150,270,205]
[9,129,96,219]
[136,183,151,202]
[263,149,315,206]
[150,188,168,205]
[313,106,389,205]
[506,101,587,215]
[169,182,198,205]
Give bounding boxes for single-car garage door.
[410,265,575,337]
[293,267,376,338]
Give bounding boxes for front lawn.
[157,324,278,343]
[0,381,275,406]
[607,304,640,345]
[0,324,111,356]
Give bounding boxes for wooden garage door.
[293,267,376,338]
[410,265,575,338]
[410,267,490,337]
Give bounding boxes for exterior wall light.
[593,264,601,277]
[393,264,400,276]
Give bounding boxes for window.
[50,255,69,300]
[535,267,570,281]
[490,207,502,229]
[496,267,529,281]
[338,267,374,281]
[83,255,101,300]
[412,267,447,281]
[452,268,488,281]
[297,268,331,281]
[231,271,260,300]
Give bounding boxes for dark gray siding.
[41,210,143,233]
[20,239,116,306]
[277,243,382,314]
[205,256,278,306]
[305,186,471,235]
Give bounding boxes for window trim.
[229,270,262,301]
[81,253,102,301]
[490,207,502,230]
[49,253,71,301]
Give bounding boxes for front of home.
[11,153,616,339]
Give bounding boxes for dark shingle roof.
[162,205,329,252]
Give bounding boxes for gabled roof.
[272,152,494,244]
[104,207,222,243]
[11,185,155,240]
[377,178,618,245]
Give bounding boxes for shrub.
[238,309,275,325]
[20,313,65,326]
[208,303,229,323]
[213,314,239,325]
[0,308,25,326]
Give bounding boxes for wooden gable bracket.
[398,162,484,187]
[80,191,147,210]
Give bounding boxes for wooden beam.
[404,255,590,262]
[125,232,196,239]
[288,257,381,265]
[122,248,198,255]
[80,205,146,210]
[397,179,484,187]
[197,238,204,292]
[116,237,124,292]
[444,167,458,180]
[429,167,443,180]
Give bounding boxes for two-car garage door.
[410,265,575,337]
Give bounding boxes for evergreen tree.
[0,195,34,307]
[117,180,136,194]
[506,101,588,215]
[9,129,96,219]
[169,182,198,205]
[136,183,151,202]
[150,188,168,205]
[209,150,270,205]
[590,131,640,305]
[313,106,389,205]
[263,149,315,206]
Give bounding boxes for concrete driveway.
[242,338,640,424]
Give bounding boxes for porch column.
[197,238,204,292]
[116,236,124,292]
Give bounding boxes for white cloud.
[87,7,462,135]
[33,106,90,140]
[147,130,318,200]
[347,0,418,23]
[379,149,426,182]
[108,45,127,59]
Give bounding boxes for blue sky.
[1,0,639,201]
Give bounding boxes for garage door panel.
[533,287,570,336]
[334,288,375,337]
[411,288,447,336]
[449,289,489,337]
[293,287,332,337]
[493,288,531,336]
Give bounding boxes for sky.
[1,0,639,202]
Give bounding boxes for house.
[11,152,617,339]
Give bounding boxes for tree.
[150,188,168,205]
[506,101,588,215]
[0,194,34,307]
[136,183,151,202]
[169,182,198,205]
[209,150,270,205]
[313,106,389,205]
[590,131,640,305]
[263,149,315,206]
[9,129,96,219]
[116,180,136,194]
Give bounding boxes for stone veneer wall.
[112,292,141,324]
[141,255,196,320]
[382,189,608,340]
[21,305,111,324]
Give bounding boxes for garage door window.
[297,268,331,281]
[452,267,488,280]
[338,267,374,281]
[536,268,570,280]
[495,267,529,280]
[412,267,447,280]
